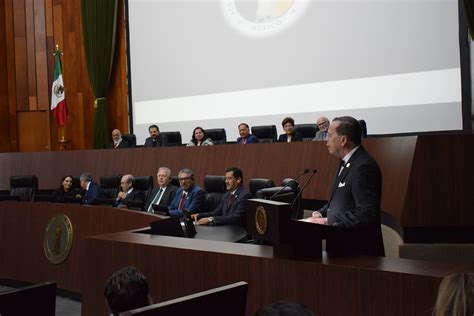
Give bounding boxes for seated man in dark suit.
[236,123,257,144]
[115,174,145,208]
[302,116,384,256]
[144,124,168,147]
[144,167,178,213]
[192,167,252,227]
[168,168,205,218]
[104,266,152,315]
[78,173,103,205]
[109,129,131,149]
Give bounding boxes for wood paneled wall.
[0,0,129,152]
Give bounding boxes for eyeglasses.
[179,177,191,182]
[317,122,328,127]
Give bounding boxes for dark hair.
[60,175,75,192]
[255,300,314,316]
[238,123,249,129]
[332,116,362,146]
[281,117,295,127]
[191,127,207,145]
[104,267,150,315]
[148,124,159,132]
[225,167,243,182]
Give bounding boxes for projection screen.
[127,0,464,144]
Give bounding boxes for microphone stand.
[268,169,310,200]
[290,169,318,220]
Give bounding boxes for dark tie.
[227,193,234,208]
[147,188,163,213]
[178,192,186,210]
[152,140,157,147]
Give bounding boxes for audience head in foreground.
[433,272,474,316]
[254,300,315,316]
[104,266,152,315]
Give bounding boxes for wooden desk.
[1,202,473,316]
[0,134,472,228]
[82,230,474,316]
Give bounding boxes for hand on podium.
[300,213,328,225]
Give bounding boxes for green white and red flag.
[51,47,68,126]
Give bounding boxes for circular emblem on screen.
[255,205,268,235]
[44,214,73,265]
[222,0,308,37]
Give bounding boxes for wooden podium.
[247,198,365,259]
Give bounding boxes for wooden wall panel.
[17,111,51,152]
[0,0,129,152]
[0,2,12,152]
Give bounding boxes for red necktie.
[227,193,234,208]
[178,192,186,210]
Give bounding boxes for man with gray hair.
[168,168,205,217]
[78,173,103,205]
[144,167,178,213]
[115,174,145,208]
[313,116,330,141]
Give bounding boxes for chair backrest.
[119,281,248,316]
[10,175,38,202]
[203,175,226,211]
[248,178,275,197]
[100,175,121,199]
[122,134,137,147]
[170,176,180,187]
[359,119,368,138]
[294,124,317,141]
[251,125,277,143]
[205,128,227,145]
[0,282,56,316]
[134,176,154,202]
[161,131,182,146]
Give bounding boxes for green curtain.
[81,0,118,149]
[464,0,474,39]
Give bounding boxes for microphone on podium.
[268,169,310,201]
[290,169,318,219]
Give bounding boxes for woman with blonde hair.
[433,272,474,316]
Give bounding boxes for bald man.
[313,116,330,141]
[109,129,131,149]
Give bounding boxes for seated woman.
[186,127,214,146]
[51,175,81,203]
[278,117,303,142]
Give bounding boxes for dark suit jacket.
[168,185,205,217]
[144,185,178,211]
[108,139,131,149]
[115,187,146,207]
[144,134,168,147]
[319,146,384,256]
[198,185,252,227]
[82,181,103,205]
[277,131,303,142]
[236,135,257,144]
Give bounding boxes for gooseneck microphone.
[268,169,310,201]
[290,169,318,219]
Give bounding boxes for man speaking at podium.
[302,116,384,256]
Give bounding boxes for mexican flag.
[51,48,68,126]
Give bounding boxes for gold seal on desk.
[44,214,73,264]
[255,205,268,235]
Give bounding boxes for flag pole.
[53,44,69,150]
